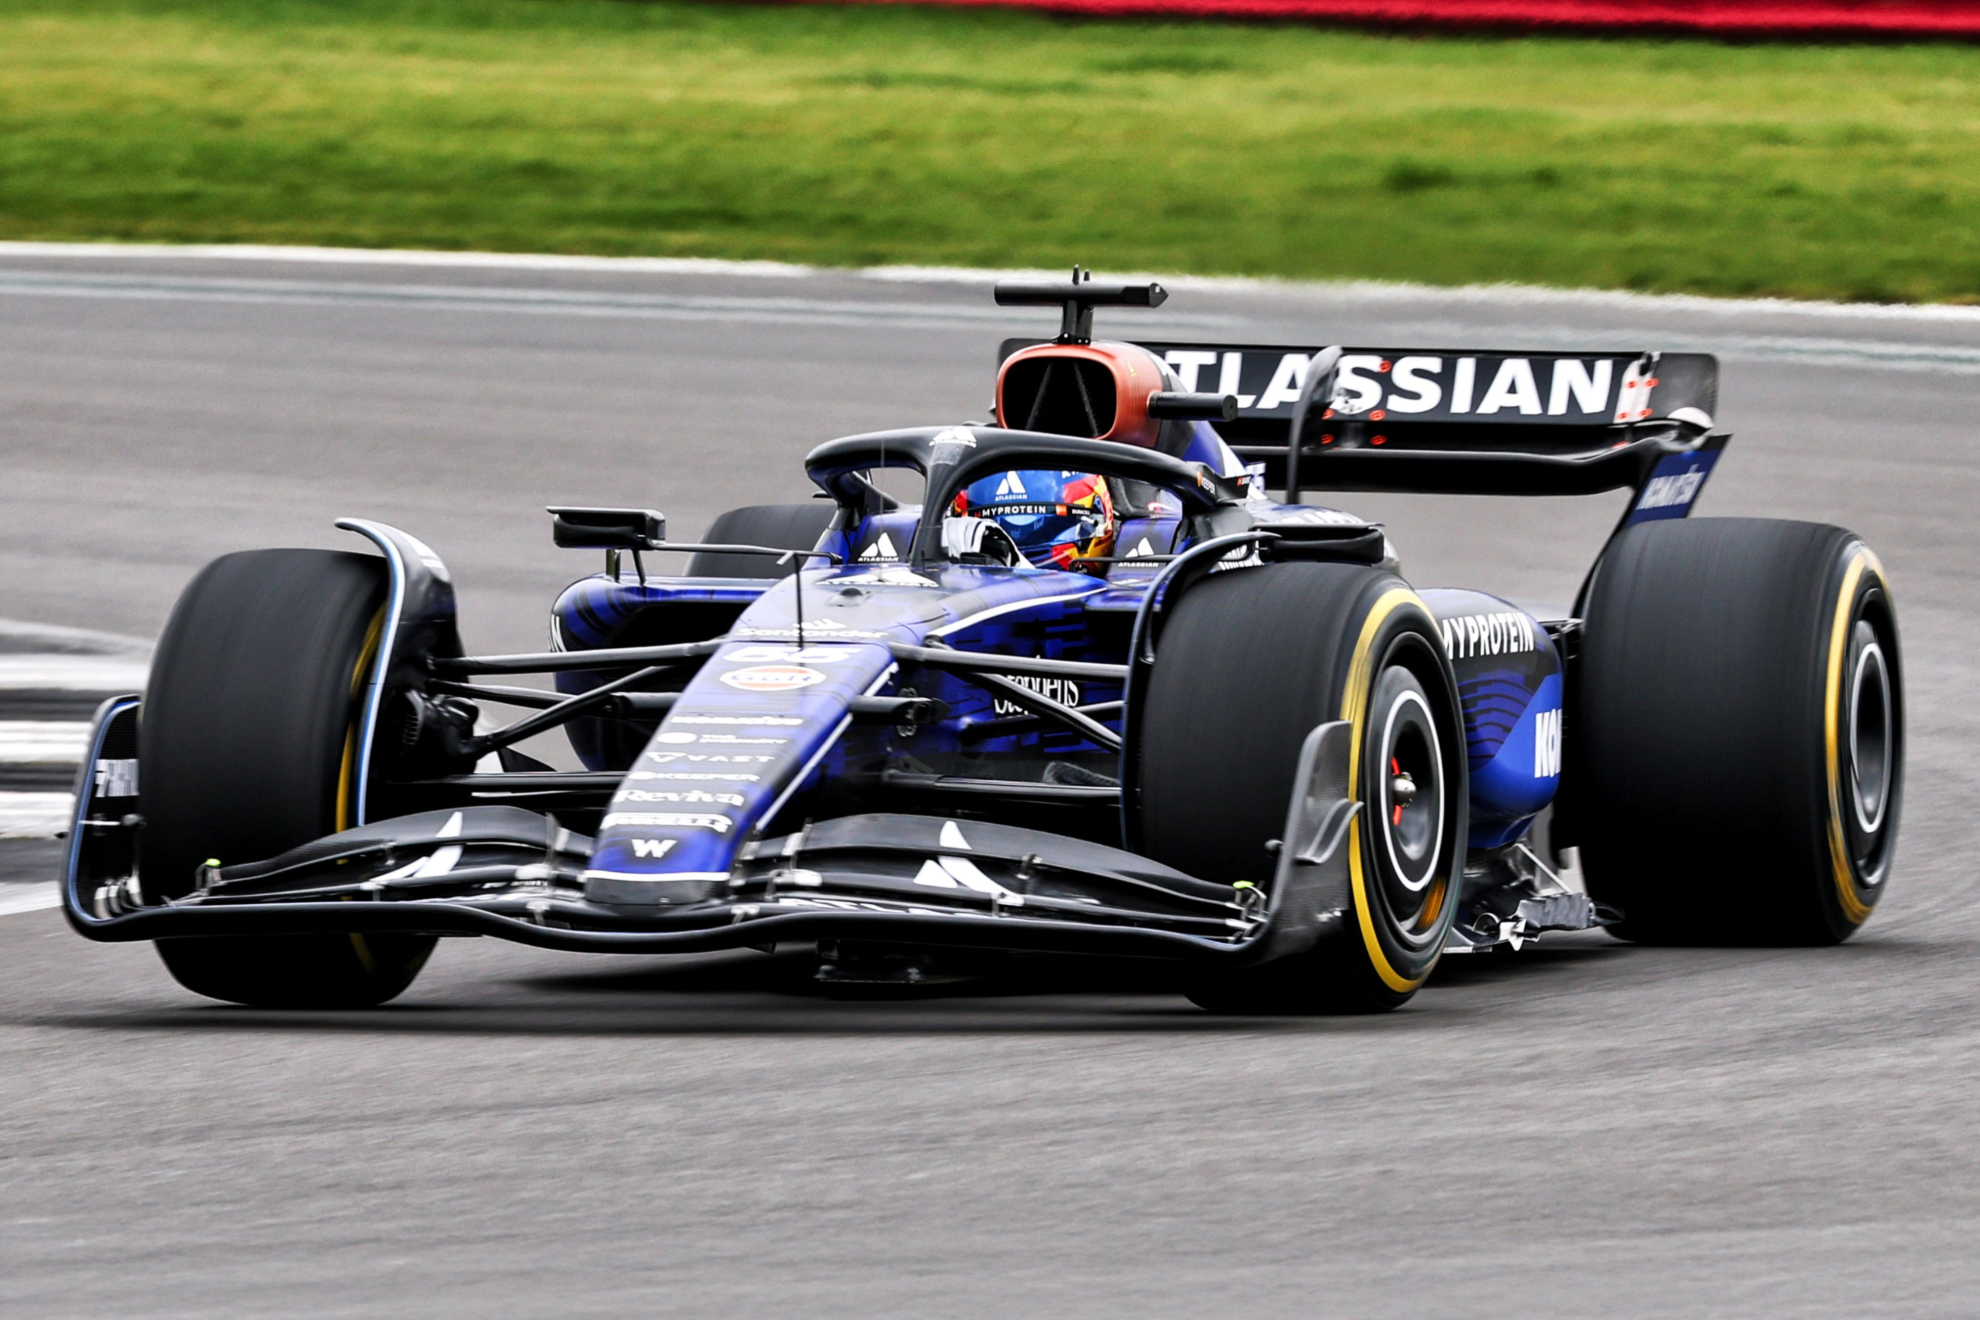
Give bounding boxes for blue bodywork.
[562,569,1132,910]
[1419,588,1563,850]
[546,493,1561,907]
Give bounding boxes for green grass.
[4,0,1980,300]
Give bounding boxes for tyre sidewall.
[1576,519,1902,945]
[1338,596,1467,1006]
[1812,542,1903,940]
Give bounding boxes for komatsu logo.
[1636,470,1707,511]
[1534,708,1562,779]
[1440,611,1536,660]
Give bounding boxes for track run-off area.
[2,243,1977,1317]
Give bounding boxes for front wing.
[64,698,1360,969]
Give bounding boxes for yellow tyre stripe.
[338,608,388,974]
[1340,587,1440,994]
[1823,548,1888,927]
[335,608,387,834]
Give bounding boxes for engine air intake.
[1000,356,1118,438]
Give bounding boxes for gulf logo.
[719,664,827,693]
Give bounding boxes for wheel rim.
[1378,687,1445,896]
[1847,621,1894,857]
[1824,560,1901,921]
[1364,658,1452,945]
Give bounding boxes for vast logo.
[719,664,827,692]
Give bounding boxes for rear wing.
[1151,342,1720,501]
[999,337,1723,509]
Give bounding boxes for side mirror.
[546,506,666,550]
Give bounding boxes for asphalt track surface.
[2,248,1977,1318]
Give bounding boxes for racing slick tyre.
[1136,562,1467,1013]
[139,549,436,1007]
[1574,518,1902,945]
[686,503,837,578]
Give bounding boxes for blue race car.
[64,275,1904,1012]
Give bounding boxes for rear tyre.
[140,549,436,1007]
[686,503,837,578]
[1135,562,1466,1013]
[1575,518,1902,945]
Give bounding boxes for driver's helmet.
[953,469,1119,571]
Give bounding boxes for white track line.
[0,655,149,692]
[0,617,153,656]
[0,628,149,843]
[0,270,1233,334]
[5,251,1978,373]
[0,722,91,762]
[0,240,816,278]
[0,884,62,917]
[0,793,74,839]
[9,238,1980,327]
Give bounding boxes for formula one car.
[63,274,1904,1011]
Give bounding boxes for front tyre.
[1135,562,1466,1013]
[1575,518,1903,945]
[140,549,436,1007]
